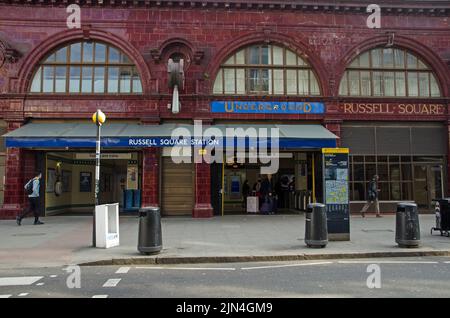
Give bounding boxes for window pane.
[401,182,413,200]
[309,71,320,95]
[83,42,94,63]
[407,53,417,69]
[418,59,428,69]
[359,52,370,67]
[236,68,245,94]
[261,46,269,65]
[407,72,419,97]
[378,163,388,182]
[373,71,383,96]
[286,50,297,66]
[249,46,259,64]
[339,73,348,95]
[286,70,297,94]
[298,70,308,95]
[119,67,131,93]
[394,49,405,68]
[360,71,371,96]
[430,74,441,97]
[353,182,365,200]
[95,43,106,63]
[94,67,105,93]
[235,50,245,64]
[383,49,394,68]
[354,164,364,181]
[395,72,406,96]
[107,67,119,93]
[42,66,54,92]
[365,164,376,181]
[70,43,81,63]
[260,69,269,93]
[69,66,80,93]
[223,56,234,65]
[419,72,430,97]
[81,67,93,93]
[273,69,283,94]
[224,69,236,94]
[349,71,360,96]
[30,67,42,92]
[45,53,55,63]
[379,182,389,200]
[272,46,283,65]
[109,47,120,63]
[132,72,142,93]
[121,53,131,64]
[384,72,395,96]
[213,69,223,94]
[55,47,67,63]
[391,183,401,200]
[401,164,412,181]
[54,66,66,92]
[390,164,400,181]
[371,49,382,67]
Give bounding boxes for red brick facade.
[0,1,449,218]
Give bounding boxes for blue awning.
[3,123,337,149]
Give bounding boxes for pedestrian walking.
[16,171,44,225]
[360,175,381,218]
[242,180,250,210]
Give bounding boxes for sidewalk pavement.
[0,214,449,268]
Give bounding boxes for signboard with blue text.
[211,101,325,114]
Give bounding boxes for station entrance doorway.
[44,151,141,215]
[211,151,323,215]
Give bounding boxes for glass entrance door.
[413,164,444,209]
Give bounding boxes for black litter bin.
[305,203,328,248]
[138,206,162,254]
[396,202,420,248]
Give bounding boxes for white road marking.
[36,283,45,286]
[444,261,450,264]
[0,276,43,287]
[115,267,130,274]
[0,295,12,298]
[241,262,334,270]
[136,266,236,271]
[49,275,58,278]
[18,293,29,297]
[92,295,109,298]
[338,260,439,264]
[103,278,121,287]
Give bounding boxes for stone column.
[193,161,213,218]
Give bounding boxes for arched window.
[213,44,320,96]
[30,41,142,94]
[339,47,441,97]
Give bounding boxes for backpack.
[24,179,34,195]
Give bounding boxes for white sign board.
[95,203,120,248]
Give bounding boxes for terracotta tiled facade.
[0,0,449,218]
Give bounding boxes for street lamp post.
[92,109,106,247]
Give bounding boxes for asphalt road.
[1,257,450,298]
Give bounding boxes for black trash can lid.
[307,203,326,208]
[139,206,160,212]
[397,202,417,208]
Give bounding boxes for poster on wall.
[62,170,72,192]
[127,166,138,190]
[46,168,55,193]
[79,172,92,192]
[322,148,350,240]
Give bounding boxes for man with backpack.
[360,174,381,218]
[16,171,44,225]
